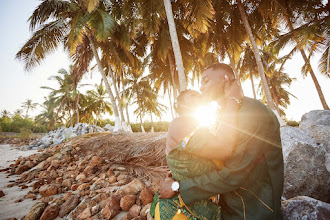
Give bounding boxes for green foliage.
[130,121,170,132]
[18,128,33,139]
[98,119,115,127]
[0,115,46,133]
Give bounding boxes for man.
[159,63,284,219]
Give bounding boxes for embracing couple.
[152,63,284,220]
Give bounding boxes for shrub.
[18,128,33,139]
[286,120,300,127]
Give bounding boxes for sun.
[193,101,219,128]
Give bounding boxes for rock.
[77,183,90,191]
[40,204,59,220]
[69,198,97,219]
[24,201,48,220]
[59,195,80,217]
[300,110,330,129]
[89,156,105,167]
[15,164,29,174]
[101,196,121,219]
[116,179,145,197]
[0,190,5,197]
[109,176,117,184]
[281,127,330,202]
[128,204,141,218]
[39,184,58,197]
[280,127,318,161]
[76,173,86,182]
[77,207,91,220]
[62,179,72,188]
[140,188,153,206]
[282,196,330,220]
[300,110,330,152]
[120,195,137,211]
[140,203,151,218]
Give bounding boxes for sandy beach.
[0,144,39,220]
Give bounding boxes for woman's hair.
[174,90,201,116]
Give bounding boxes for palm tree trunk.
[249,73,257,99]
[150,112,154,133]
[74,93,80,125]
[125,105,132,132]
[283,3,329,110]
[168,87,175,119]
[140,112,145,133]
[299,50,329,109]
[108,67,128,126]
[25,106,29,119]
[167,52,179,97]
[238,0,284,125]
[87,34,122,131]
[163,0,187,91]
[238,1,275,109]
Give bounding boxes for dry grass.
[69,132,169,181]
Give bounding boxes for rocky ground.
[0,110,329,220]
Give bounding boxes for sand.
[0,144,39,220]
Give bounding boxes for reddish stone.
[140,187,153,206]
[77,183,90,191]
[101,196,120,219]
[40,204,59,220]
[62,179,72,189]
[39,184,58,197]
[24,201,48,220]
[129,204,141,218]
[71,184,79,191]
[77,207,91,220]
[59,195,80,217]
[89,156,104,167]
[15,165,29,174]
[0,190,5,197]
[120,195,136,211]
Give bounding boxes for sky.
[0,0,329,123]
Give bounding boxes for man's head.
[200,63,236,100]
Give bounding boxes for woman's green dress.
[158,128,223,220]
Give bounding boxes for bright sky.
[0,0,329,123]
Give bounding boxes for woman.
[153,90,224,220]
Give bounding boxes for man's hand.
[158,177,177,199]
[224,75,243,101]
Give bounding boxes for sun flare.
[193,101,219,128]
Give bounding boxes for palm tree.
[36,97,57,131]
[1,110,11,118]
[236,0,285,125]
[85,83,113,125]
[145,92,167,132]
[21,99,38,119]
[13,109,24,117]
[271,0,329,109]
[16,0,125,130]
[237,44,259,99]
[41,67,79,127]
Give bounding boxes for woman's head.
[174,90,203,116]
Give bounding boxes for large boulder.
[299,110,330,152]
[282,196,330,220]
[300,110,330,129]
[280,127,330,202]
